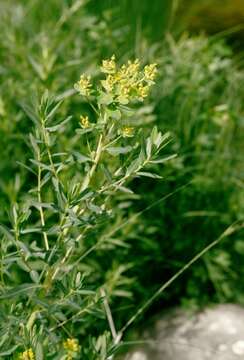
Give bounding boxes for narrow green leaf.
[30,270,40,284]
[150,154,177,163]
[35,342,44,360]
[76,128,93,135]
[72,151,91,163]
[0,345,19,357]
[19,102,38,124]
[16,161,37,175]
[46,100,63,121]
[29,133,40,154]
[46,115,72,132]
[137,171,162,179]
[30,159,52,171]
[0,283,42,299]
[0,225,14,241]
[28,56,46,80]
[106,146,132,156]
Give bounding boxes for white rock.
[232,340,244,355]
[123,304,244,360]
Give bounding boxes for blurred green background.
[0,0,243,354]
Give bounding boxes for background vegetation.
[0,0,243,358]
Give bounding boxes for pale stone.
[126,351,148,360]
[232,340,244,355]
[123,304,244,360]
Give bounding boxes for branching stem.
[37,148,49,251]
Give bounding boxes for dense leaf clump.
[0,1,243,359]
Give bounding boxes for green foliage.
[0,0,244,359]
[0,44,172,357]
[129,34,244,309]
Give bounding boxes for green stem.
[37,148,49,251]
[41,119,59,180]
[80,133,104,192]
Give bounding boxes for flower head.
[75,58,157,109]
[144,63,157,82]
[100,57,157,105]
[101,55,116,74]
[63,338,79,355]
[121,127,134,137]
[74,74,92,96]
[137,84,149,99]
[19,348,35,360]
[80,115,90,128]
[101,74,116,92]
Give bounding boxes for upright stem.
[37,148,49,251]
[38,118,57,252]
[13,214,32,272]
[41,118,59,180]
[80,134,104,192]
[48,132,105,281]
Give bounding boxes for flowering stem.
[80,133,104,192]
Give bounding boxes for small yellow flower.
[74,74,92,96]
[117,84,130,104]
[101,74,116,92]
[119,59,140,78]
[138,84,149,99]
[128,59,140,74]
[80,115,90,128]
[19,348,35,360]
[121,127,134,137]
[101,55,116,74]
[144,63,157,81]
[63,338,79,353]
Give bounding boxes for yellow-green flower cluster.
[80,115,90,128]
[100,56,157,104]
[144,63,158,82]
[101,55,116,74]
[63,338,80,359]
[74,74,92,96]
[74,57,157,107]
[121,126,134,137]
[19,348,35,360]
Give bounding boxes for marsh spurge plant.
[0,57,172,359]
